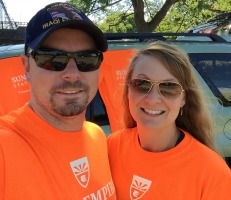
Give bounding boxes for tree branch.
[91,0,124,12]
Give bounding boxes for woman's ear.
[180,91,186,107]
[21,55,30,82]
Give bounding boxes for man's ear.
[21,55,30,81]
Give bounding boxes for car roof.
[0,44,24,59]
[105,32,231,53]
[0,33,230,58]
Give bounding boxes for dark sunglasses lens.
[34,53,67,71]
[34,51,102,72]
[130,79,152,94]
[76,51,102,72]
[159,82,183,99]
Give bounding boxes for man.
[0,2,116,199]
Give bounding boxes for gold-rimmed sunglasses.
[128,79,185,99]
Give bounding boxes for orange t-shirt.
[108,128,231,200]
[99,49,137,132]
[0,105,116,200]
[0,57,30,116]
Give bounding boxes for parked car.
[0,32,230,166]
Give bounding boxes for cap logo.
[43,3,83,30]
[70,157,90,188]
[130,175,152,200]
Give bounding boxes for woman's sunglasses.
[27,48,103,72]
[128,79,185,99]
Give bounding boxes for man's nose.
[61,58,81,80]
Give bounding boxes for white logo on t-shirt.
[70,157,90,188]
[130,175,152,200]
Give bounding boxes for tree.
[131,0,181,32]
[68,0,231,32]
[68,0,180,32]
[99,11,136,32]
[156,0,215,32]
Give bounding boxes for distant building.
[0,21,27,45]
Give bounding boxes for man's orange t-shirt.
[0,57,30,116]
[0,105,116,200]
[108,128,231,200]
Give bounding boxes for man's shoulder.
[83,121,106,138]
[0,105,27,122]
[84,121,102,130]
[0,106,28,139]
[0,115,15,131]
[0,120,20,148]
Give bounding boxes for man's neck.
[28,102,85,132]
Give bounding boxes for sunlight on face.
[27,28,99,117]
[128,55,185,129]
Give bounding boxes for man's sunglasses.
[27,48,103,72]
[128,79,185,99]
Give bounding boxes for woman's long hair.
[122,40,217,152]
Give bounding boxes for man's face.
[24,28,100,118]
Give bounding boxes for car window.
[190,53,231,106]
[86,91,109,126]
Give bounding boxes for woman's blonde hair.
[122,40,216,151]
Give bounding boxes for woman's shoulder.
[108,127,136,140]
[107,128,137,147]
[183,131,230,173]
[107,128,137,154]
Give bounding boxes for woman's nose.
[144,85,162,102]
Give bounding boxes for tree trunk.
[131,0,181,32]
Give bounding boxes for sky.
[3,0,67,22]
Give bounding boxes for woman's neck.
[137,125,180,152]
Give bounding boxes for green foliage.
[156,0,215,32]
[68,0,231,32]
[68,0,90,12]
[159,0,231,32]
[142,0,164,22]
[212,0,231,12]
[97,11,136,32]
[68,0,109,14]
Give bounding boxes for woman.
[107,41,231,199]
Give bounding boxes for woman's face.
[128,55,185,130]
